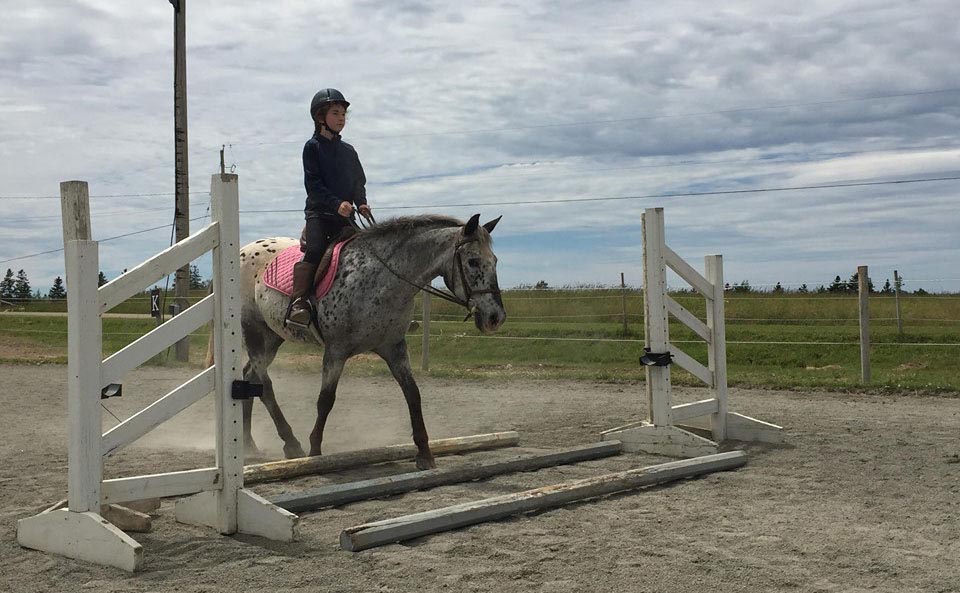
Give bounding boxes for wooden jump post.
[601,208,783,457]
[340,450,748,551]
[17,175,297,572]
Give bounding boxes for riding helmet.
[310,88,350,118]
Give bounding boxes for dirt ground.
[1,362,958,593]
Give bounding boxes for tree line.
[0,265,208,303]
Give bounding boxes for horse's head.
[443,213,506,334]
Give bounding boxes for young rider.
[286,88,372,329]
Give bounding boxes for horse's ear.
[464,213,481,236]
[482,215,502,234]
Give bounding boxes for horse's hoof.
[284,443,307,459]
[415,456,436,470]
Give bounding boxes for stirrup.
[284,299,313,330]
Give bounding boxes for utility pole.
[171,0,190,361]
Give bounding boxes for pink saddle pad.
[261,242,347,300]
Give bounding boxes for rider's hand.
[337,201,353,217]
[358,204,372,218]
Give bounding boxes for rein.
[350,210,499,317]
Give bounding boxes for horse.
[236,213,505,470]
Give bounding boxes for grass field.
[2,289,958,393]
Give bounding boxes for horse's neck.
[366,226,457,289]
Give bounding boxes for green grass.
[2,289,958,393]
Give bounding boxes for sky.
[2,0,959,295]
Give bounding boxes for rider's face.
[324,104,347,133]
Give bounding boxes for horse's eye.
[468,257,481,268]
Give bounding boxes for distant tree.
[914,288,928,296]
[816,285,827,294]
[48,276,67,299]
[0,269,14,299]
[33,289,42,299]
[14,269,31,300]
[772,282,784,294]
[880,279,893,295]
[733,280,752,293]
[847,271,874,293]
[189,265,205,290]
[98,271,108,287]
[797,284,809,294]
[827,275,845,293]
[534,280,549,290]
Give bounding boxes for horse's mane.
[358,214,492,248]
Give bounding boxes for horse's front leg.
[377,340,435,470]
[309,350,346,457]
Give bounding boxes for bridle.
[351,210,501,319]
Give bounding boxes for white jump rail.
[601,207,783,457]
[16,175,298,572]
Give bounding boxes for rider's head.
[310,88,350,137]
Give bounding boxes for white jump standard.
[602,207,783,457]
[17,175,298,572]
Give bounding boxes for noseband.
[451,236,502,317]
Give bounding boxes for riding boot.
[285,261,319,329]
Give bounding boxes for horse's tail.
[204,283,215,368]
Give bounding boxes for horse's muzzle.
[475,308,506,334]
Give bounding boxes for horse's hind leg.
[242,316,306,459]
[308,349,346,457]
[376,339,435,470]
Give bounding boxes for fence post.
[858,265,871,384]
[893,270,903,336]
[620,272,628,334]
[60,181,102,513]
[421,292,431,371]
[704,255,727,443]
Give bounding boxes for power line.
[0,215,209,265]
[237,174,960,214]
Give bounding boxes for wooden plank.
[669,343,714,386]
[101,504,152,533]
[17,509,143,572]
[66,240,103,513]
[340,451,748,551]
[642,208,672,425]
[245,431,520,485]
[601,423,718,457]
[98,222,218,313]
[671,398,719,423]
[663,244,714,298]
[101,367,216,457]
[237,489,299,542]
[665,295,711,342]
[272,441,623,513]
[100,294,214,388]
[101,467,221,505]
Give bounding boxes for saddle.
[300,226,358,287]
[262,227,359,301]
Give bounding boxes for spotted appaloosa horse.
[237,214,505,469]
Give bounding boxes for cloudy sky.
[2,0,959,294]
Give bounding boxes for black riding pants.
[302,215,351,264]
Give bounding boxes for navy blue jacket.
[302,133,367,219]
